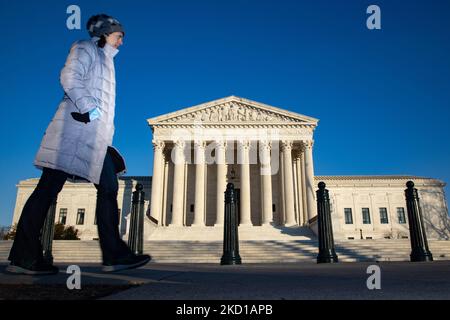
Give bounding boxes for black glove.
[71,112,90,124]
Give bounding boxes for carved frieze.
[159,102,304,124]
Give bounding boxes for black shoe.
[102,254,151,273]
[6,260,59,276]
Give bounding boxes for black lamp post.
[405,181,433,262]
[221,183,242,265]
[128,183,145,255]
[316,182,338,263]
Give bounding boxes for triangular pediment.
[147,96,319,126]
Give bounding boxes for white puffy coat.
[34,39,124,184]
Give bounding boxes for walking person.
[7,14,151,275]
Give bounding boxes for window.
[59,208,67,225]
[344,208,353,224]
[76,209,85,225]
[362,208,371,224]
[272,204,276,212]
[397,207,407,224]
[190,204,194,213]
[379,208,389,224]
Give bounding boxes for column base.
[238,223,253,227]
[190,223,206,227]
[284,222,298,227]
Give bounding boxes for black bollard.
[128,183,145,255]
[405,181,433,262]
[221,183,242,265]
[41,197,57,264]
[316,182,338,263]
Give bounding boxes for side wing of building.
[315,176,449,240]
[11,177,151,240]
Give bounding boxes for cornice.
[314,175,446,187]
[151,123,316,129]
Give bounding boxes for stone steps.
[1,240,449,263]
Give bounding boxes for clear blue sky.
[1,0,449,226]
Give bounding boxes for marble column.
[182,161,188,222]
[161,153,169,226]
[150,140,165,224]
[300,146,308,225]
[239,140,252,226]
[279,150,285,225]
[293,150,299,224]
[193,141,206,226]
[260,141,273,225]
[294,149,304,225]
[171,140,186,226]
[215,141,227,226]
[282,140,296,226]
[304,140,316,222]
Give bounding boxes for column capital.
[152,140,165,151]
[303,140,314,149]
[259,140,272,150]
[281,140,293,152]
[194,140,207,149]
[174,139,186,149]
[215,140,227,150]
[194,140,206,165]
[238,139,251,150]
[259,140,272,169]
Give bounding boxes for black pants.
[8,150,132,265]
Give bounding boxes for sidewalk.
[1,261,450,300]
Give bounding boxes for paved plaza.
[1,261,449,300]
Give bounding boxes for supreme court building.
[12,96,450,241]
[144,96,449,241]
[146,96,319,239]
